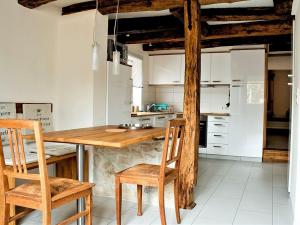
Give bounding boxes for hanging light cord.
[93,0,99,45]
[113,0,120,50]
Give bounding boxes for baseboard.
[199,153,262,162]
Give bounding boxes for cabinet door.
[180,55,185,84]
[149,55,182,85]
[231,49,265,83]
[201,54,211,83]
[211,53,231,84]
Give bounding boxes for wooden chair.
[0,119,94,225]
[115,119,186,225]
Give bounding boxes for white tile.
[192,216,233,225]
[212,181,245,199]
[156,92,174,103]
[156,87,174,93]
[239,192,272,213]
[233,210,272,225]
[150,204,204,225]
[173,92,184,103]
[273,204,294,225]
[93,197,135,219]
[273,187,291,205]
[273,175,288,188]
[109,205,159,225]
[196,197,240,221]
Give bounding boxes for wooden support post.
[179,0,201,209]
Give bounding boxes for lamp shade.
[92,43,99,71]
[113,50,120,75]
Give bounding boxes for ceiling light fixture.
[92,0,99,71]
[112,0,121,75]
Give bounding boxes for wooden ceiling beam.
[18,0,56,9]
[206,20,292,40]
[142,34,292,51]
[108,16,183,35]
[118,20,292,44]
[60,0,246,15]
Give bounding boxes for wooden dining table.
[25,125,165,225]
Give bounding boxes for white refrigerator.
[106,62,133,125]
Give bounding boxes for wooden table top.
[25,125,165,148]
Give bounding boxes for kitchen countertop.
[176,112,230,116]
[131,112,178,117]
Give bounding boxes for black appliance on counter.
[199,115,207,148]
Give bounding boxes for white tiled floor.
[19,158,294,225]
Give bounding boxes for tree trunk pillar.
[179,0,201,209]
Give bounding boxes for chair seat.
[116,163,177,186]
[6,177,94,209]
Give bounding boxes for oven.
[199,115,207,148]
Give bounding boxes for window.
[128,55,143,109]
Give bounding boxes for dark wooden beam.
[97,0,246,15]
[180,0,201,209]
[206,20,292,40]
[18,0,56,9]
[118,20,292,44]
[118,30,185,44]
[142,35,292,51]
[108,16,182,35]
[62,1,96,15]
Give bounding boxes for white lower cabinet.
[131,114,176,127]
[206,116,230,156]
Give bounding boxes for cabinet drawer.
[207,144,228,155]
[207,133,229,144]
[208,116,230,123]
[208,122,229,133]
[132,117,154,124]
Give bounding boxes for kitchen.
[0,0,299,225]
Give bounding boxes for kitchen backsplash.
[156,86,184,112]
[155,86,230,113]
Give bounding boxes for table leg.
[77,144,85,225]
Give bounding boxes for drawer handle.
[213,134,222,137]
[214,117,224,120]
[141,118,151,121]
[214,124,223,126]
[212,80,221,83]
[201,81,210,83]
[232,85,241,87]
[213,145,222,148]
[157,116,166,119]
[232,79,242,82]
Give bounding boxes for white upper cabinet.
[210,53,231,84]
[231,49,265,83]
[201,54,211,83]
[149,55,183,85]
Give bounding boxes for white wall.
[290,1,300,224]
[0,0,59,103]
[268,55,292,70]
[53,11,108,130]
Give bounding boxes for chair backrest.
[0,120,51,208]
[160,119,186,177]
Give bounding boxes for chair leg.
[115,177,122,225]
[174,178,181,224]
[158,185,166,225]
[42,210,51,225]
[137,185,143,216]
[85,191,93,225]
[0,203,10,225]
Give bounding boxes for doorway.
[264,69,292,162]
